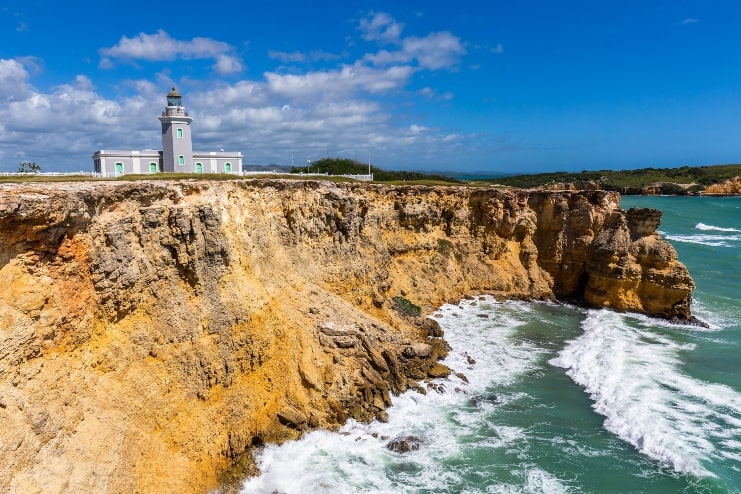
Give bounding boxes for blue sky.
[1,1,740,173]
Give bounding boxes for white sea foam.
[242,299,572,494]
[695,223,741,233]
[659,231,740,247]
[550,309,741,478]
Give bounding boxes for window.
[149,162,157,174]
[178,155,185,166]
[115,162,123,176]
[225,163,231,173]
[176,128,183,139]
[195,163,203,174]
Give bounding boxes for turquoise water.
[243,196,741,494]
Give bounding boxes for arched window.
[195,163,203,174]
[115,162,123,176]
[225,162,231,173]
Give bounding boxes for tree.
[18,162,41,173]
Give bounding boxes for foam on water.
[550,309,741,478]
[659,231,741,247]
[242,299,572,494]
[695,223,741,233]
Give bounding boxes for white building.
[92,88,242,177]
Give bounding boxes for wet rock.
[455,372,469,384]
[422,318,444,337]
[427,363,451,378]
[468,392,498,407]
[386,435,421,453]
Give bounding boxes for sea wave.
[659,230,740,247]
[550,309,741,479]
[695,223,741,233]
[242,298,569,494]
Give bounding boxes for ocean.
[241,196,741,494]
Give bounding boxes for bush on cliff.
[391,296,422,318]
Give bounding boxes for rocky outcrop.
[0,180,696,493]
[704,176,741,195]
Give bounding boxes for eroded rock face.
[704,176,741,195]
[0,180,696,492]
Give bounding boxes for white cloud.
[682,18,699,24]
[100,30,244,74]
[359,12,404,43]
[265,63,415,99]
[364,31,465,70]
[213,54,245,75]
[403,32,466,70]
[0,58,34,100]
[491,43,504,54]
[0,14,473,172]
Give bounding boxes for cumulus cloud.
[265,63,415,99]
[0,13,473,172]
[100,29,244,74]
[359,12,405,43]
[363,30,465,70]
[0,58,34,100]
[213,54,245,75]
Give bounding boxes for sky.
[2,0,741,174]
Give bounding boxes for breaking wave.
[550,309,741,479]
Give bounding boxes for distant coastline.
[470,163,741,196]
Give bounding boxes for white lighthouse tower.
[159,87,194,172]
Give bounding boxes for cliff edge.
[0,180,695,493]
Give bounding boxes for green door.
[195,163,203,174]
[115,162,123,176]
[149,162,157,174]
[225,163,231,173]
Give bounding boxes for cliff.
[0,180,696,493]
[704,176,741,195]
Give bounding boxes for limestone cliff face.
[704,176,741,195]
[0,180,695,493]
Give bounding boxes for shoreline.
[0,180,698,492]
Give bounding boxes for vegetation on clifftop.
[290,157,461,183]
[478,164,741,192]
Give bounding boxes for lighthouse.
[159,87,195,172]
[92,87,242,177]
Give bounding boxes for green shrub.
[391,296,422,317]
